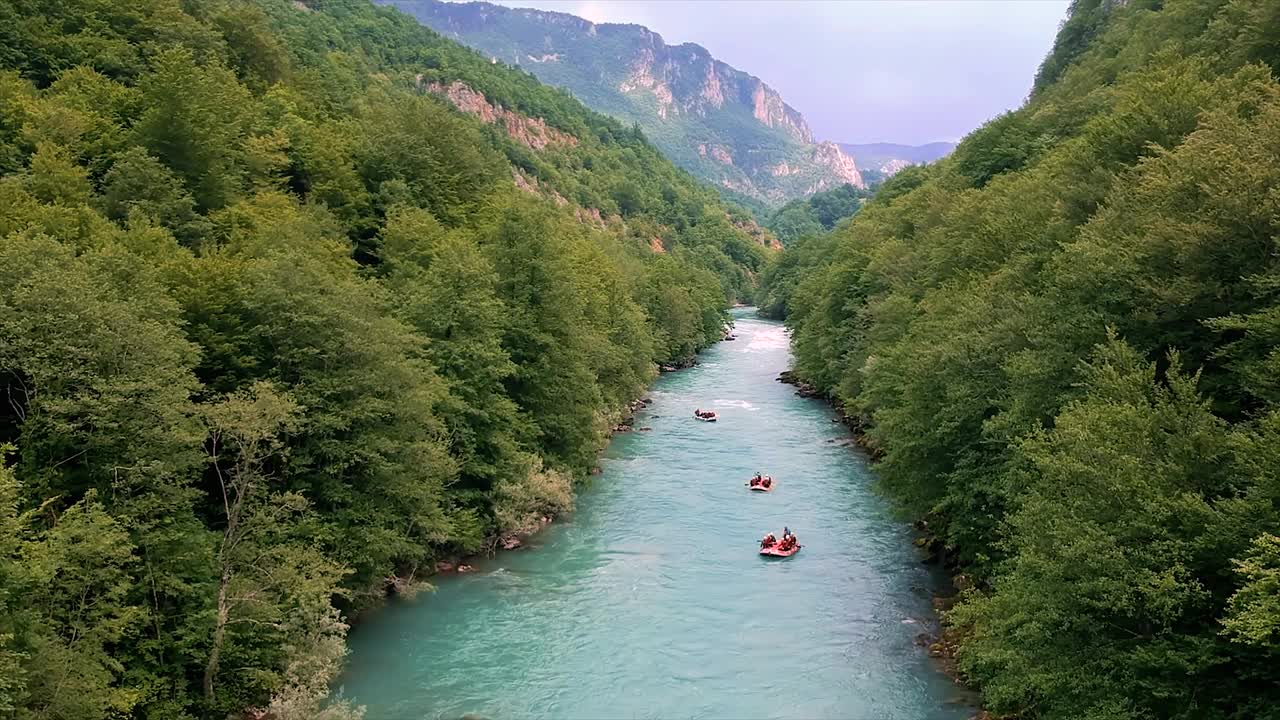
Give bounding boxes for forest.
[0,0,772,717]
[764,182,871,248]
[760,0,1280,717]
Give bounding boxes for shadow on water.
[339,309,974,720]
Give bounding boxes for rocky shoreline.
[776,369,882,459]
[658,356,698,373]
[777,367,979,713]
[610,396,655,434]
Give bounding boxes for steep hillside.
[765,183,872,247]
[380,0,864,210]
[837,141,955,179]
[764,0,1280,716]
[0,0,773,717]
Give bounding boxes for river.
[339,310,972,719]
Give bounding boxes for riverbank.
[427,396,660,579]
[422,346,716,584]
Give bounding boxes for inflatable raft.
[759,543,801,557]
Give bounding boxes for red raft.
[759,543,801,558]
[748,476,775,492]
[694,410,718,422]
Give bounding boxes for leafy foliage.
[0,0,763,716]
[765,183,871,247]
[762,1,1280,717]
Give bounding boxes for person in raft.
[751,472,762,486]
[761,532,777,549]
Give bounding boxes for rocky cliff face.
[425,79,578,151]
[837,142,956,179]
[382,0,863,209]
[810,142,863,188]
[750,83,812,143]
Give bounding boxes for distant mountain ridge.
[380,0,864,209]
[838,142,956,177]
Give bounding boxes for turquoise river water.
[339,310,973,719]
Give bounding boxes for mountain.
[379,0,864,211]
[837,141,955,177]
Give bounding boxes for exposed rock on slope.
[426,80,578,150]
[435,80,773,248]
[837,141,955,178]
[381,0,863,209]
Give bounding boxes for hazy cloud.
[483,0,1069,144]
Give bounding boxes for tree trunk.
[204,570,231,702]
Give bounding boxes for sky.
[484,0,1070,145]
